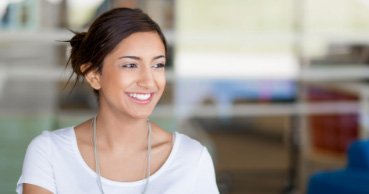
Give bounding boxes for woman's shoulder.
[173,132,206,160]
[175,132,204,150]
[50,126,75,138]
[28,127,75,148]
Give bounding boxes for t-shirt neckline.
[70,126,179,187]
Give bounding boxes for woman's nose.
[137,67,155,89]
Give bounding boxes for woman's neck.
[94,106,150,153]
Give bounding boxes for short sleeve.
[16,131,56,194]
[192,147,220,194]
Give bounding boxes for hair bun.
[69,32,87,49]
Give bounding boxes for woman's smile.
[126,92,154,104]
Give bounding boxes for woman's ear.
[81,63,101,90]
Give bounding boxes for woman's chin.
[129,111,154,120]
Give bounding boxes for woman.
[16,7,219,194]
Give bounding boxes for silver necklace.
[92,116,152,194]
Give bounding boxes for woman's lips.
[126,92,154,104]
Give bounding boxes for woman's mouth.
[126,92,154,104]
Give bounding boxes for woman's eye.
[153,63,166,68]
[122,63,137,68]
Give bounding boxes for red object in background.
[308,86,359,154]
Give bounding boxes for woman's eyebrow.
[153,55,166,60]
[119,55,166,60]
[119,56,141,60]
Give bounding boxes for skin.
[23,32,173,194]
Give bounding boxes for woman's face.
[89,32,166,119]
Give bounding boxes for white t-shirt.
[16,127,219,194]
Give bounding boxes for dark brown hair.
[66,8,167,95]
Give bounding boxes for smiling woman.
[16,8,219,194]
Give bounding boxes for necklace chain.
[92,116,152,194]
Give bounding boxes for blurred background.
[1,0,369,194]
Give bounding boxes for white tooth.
[129,93,151,100]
